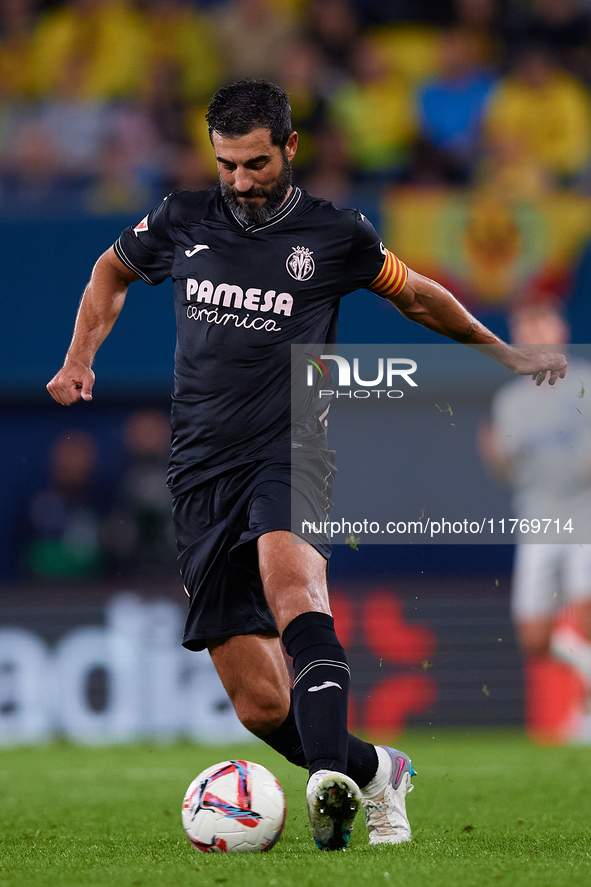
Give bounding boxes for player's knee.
[515,607,555,657]
[238,706,286,736]
[518,628,551,658]
[233,689,289,737]
[522,641,547,659]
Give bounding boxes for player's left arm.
[371,253,567,386]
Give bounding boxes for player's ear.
[285,131,298,162]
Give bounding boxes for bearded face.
[219,151,293,226]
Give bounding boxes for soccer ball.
[182,760,286,853]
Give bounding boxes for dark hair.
[206,80,293,147]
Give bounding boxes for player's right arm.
[47,247,139,406]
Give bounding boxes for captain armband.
[370,249,408,298]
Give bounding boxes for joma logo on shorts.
[185,278,293,316]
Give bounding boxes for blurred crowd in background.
[3,0,591,214]
[18,410,176,583]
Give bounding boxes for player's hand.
[509,347,568,386]
[46,361,95,405]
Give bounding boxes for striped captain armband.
[370,249,408,298]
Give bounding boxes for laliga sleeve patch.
[133,215,149,235]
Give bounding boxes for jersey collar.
[225,186,302,233]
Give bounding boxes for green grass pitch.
[1,730,590,887]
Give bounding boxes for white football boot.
[361,746,416,845]
[306,770,361,850]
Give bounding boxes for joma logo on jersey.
[286,246,315,281]
[185,279,293,316]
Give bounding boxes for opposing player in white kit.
[480,300,591,737]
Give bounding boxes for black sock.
[260,694,306,768]
[347,735,379,788]
[282,611,350,775]
[261,699,379,786]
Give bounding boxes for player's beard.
[220,153,293,226]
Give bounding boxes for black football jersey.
[114,186,385,494]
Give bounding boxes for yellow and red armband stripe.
[370,249,408,298]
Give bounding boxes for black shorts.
[172,454,335,651]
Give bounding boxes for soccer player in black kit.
[48,80,567,851]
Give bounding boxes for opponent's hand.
[46,360,95,405]
[508,347,568,386]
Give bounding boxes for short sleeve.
[114,194,176,285]
[344,211,388,291]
